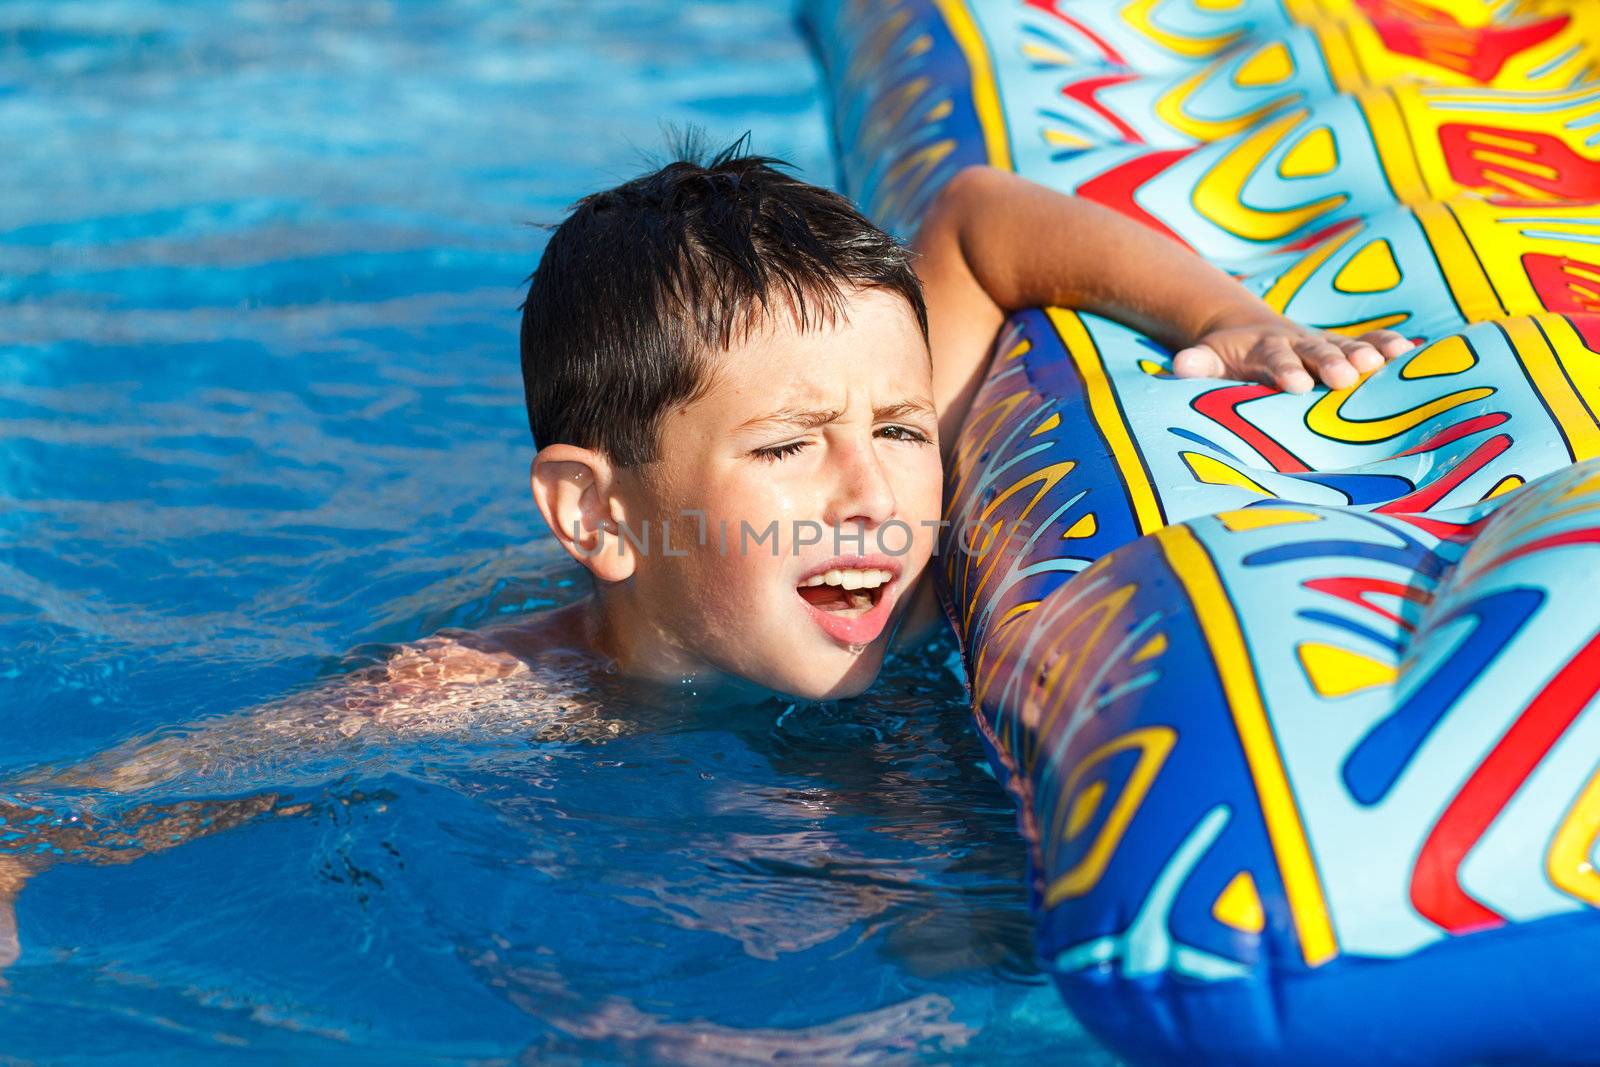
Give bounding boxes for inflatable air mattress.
[805,2,1600,1063]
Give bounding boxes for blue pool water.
[1,1,1115,1061]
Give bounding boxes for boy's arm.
[892,165,1416,649]
[28,631,531,794]
[910,165,1414,464]
[0,630,534,971]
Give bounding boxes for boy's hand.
[1173,316,1416,394]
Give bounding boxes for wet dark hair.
[520,132,929,467]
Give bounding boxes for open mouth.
[796,566,892,616]
[794,562,899,648]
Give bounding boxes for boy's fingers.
[1329,334,1385,374]
[1262,337,1314,393]
[1172,344,1226,379]
[1295,336,1359,389]
[1357,328,1416,359]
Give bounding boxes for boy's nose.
[823,438,897,531]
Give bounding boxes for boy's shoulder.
[382,631,530,687]
[384,600,594,688]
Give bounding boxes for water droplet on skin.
[846,643,866,655]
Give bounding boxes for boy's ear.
[529,444,638,583]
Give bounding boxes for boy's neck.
[585,590,778,708]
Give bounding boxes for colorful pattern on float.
[805,2,1600,1064]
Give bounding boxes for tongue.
[799,584,853,611]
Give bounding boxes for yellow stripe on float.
[1325,312,1409,336]
[1304,385,1494,444]
[1547,764,1600,908]
[1309,21,1364,94]
[1155,65,1293,142]
[1358,89,1431,205]
[1047,308,1166,533]
[1408,200,1506,323]
[1155,525,1339,966]
[1261,222,1361,312]
[1123,0,1243,58]
[930,0,1013,170]
[1504,315,1600,461]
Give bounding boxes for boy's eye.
[752,426,930,461]
[752,440,808,462]
[877,424,932,444]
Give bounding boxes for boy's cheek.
[675,546,788,621]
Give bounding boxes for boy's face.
[612,286,942,700]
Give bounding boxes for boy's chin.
[770,647,887,701]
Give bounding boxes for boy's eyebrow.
[736,398,935,432]
[874,398,936,422]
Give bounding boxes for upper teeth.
[800,567,893,590]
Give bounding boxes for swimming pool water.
[1,1,1115,1060]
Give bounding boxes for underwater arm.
[23,632,531,795]
[910,165,1413,459]
[0,632,532,971]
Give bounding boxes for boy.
[505,137,1412,701]
[0,139,1411,965]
